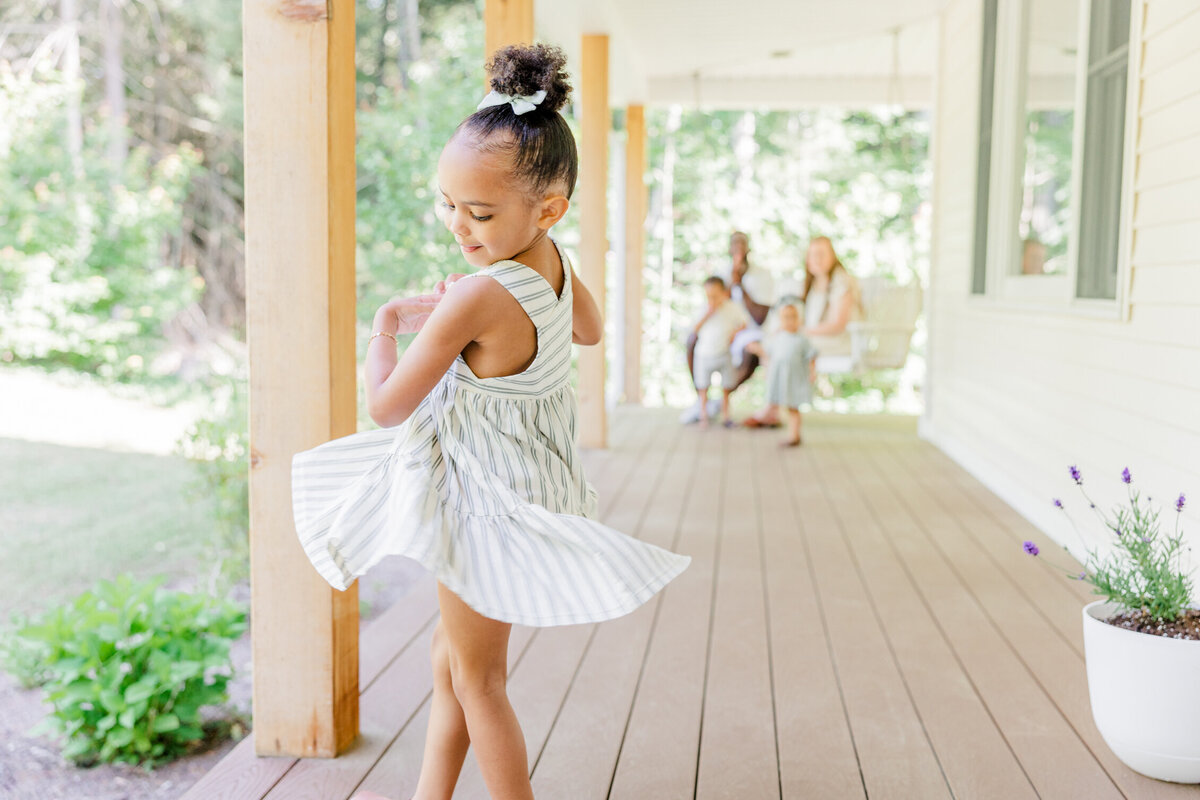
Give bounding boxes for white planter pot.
[1082,600,1200,783]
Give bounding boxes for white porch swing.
[815,25,924,377]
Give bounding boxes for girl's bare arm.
[366,279,501,427]
[570,265,603,345]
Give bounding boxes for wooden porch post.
[484,0,534,61]
[244,0,358,757]
[623,104,646,404]
[579,33,609,448]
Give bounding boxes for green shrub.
[0,609,52,689]
[9,574,247,768]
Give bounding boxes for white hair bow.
[476,89,547,115]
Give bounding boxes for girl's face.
[806,239,835,278]
[436,136,565,268]
[779,304,801,333]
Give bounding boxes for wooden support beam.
[623,105,646,405]
[484,0,534,65]
[243,0,358,757]
[579,34,609,448]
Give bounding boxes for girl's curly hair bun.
[486,43,572,114]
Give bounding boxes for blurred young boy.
[690,276,748,428]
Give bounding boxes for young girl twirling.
[290,44,691,800]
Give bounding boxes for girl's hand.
[373,274,465,335]
[375,293,442,335]
[434,273,467,295]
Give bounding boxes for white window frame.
[972,0,1141,319]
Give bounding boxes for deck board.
[607,429,715,799]
[530,419,689,798]
[785,431,951,800]
[695,433,780,798]
[822,437,1038,799]
[189,409,1196,800]
[754,427,865,800]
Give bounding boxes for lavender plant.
[1024,466,1193,622]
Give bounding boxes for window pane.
[972,0,999,295]
[1014,0,1080,277]
[1076,0,1131,300]
[1091,0,1130,59]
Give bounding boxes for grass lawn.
[0,438,218,620]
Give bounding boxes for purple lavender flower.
[1122,467,1132,484]
[1053,498,1063,509]
[1023,540,1040,556]
[1178,493,1187,512]
[1069,465,1082,484]
[1115,528,1122,537]
[1078,571,1087,580]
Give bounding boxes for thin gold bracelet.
[368,330,398,346]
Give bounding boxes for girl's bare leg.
[696,388,710,428]
[437,582,533,800]
[782,407,802,446]
[412,620,472,800]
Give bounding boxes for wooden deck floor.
[182,408,1200,800]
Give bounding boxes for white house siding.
[923,0,1200,588]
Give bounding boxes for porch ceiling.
[536,0,950,109]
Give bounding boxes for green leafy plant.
[0,609,52,689]
[6,573,247,767]
[1024,466,1193,622]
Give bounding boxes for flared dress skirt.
[291,245,691,627]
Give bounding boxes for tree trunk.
[396,0,419,88]
[732,110,756,228]
[60,0,83,177]
[377,0,390,85]
[103,0,128,176]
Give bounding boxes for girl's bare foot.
[779,436,801,448]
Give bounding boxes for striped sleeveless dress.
[291,241,691,627]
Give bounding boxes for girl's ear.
[536,194,570,230]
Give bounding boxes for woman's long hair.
[800,236,848,309]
